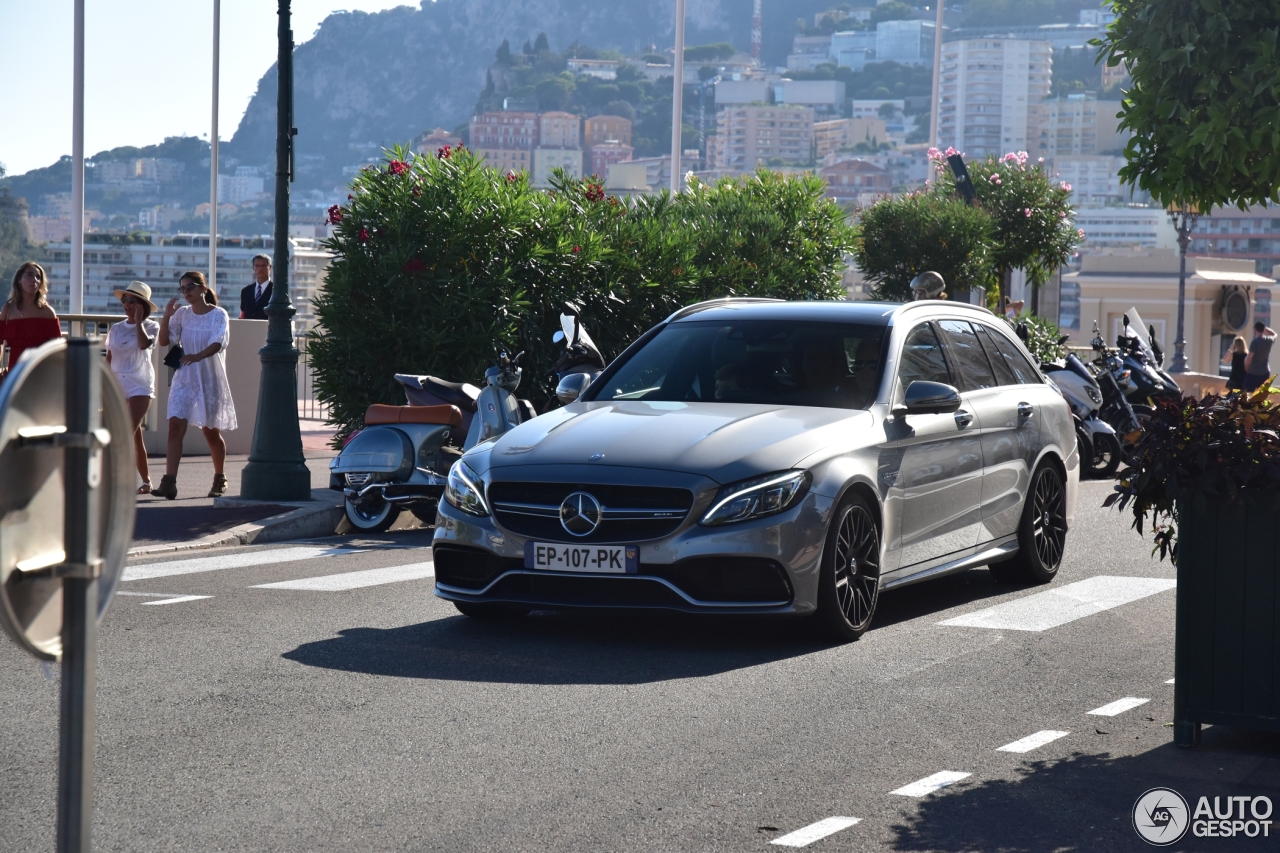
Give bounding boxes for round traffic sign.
[0,337,136,661]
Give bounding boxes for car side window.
[897,323,953,393]
[983,325,1043,385]
[938,320,999,391]
[972,322,1018,386]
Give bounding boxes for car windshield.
[594,319,887,410]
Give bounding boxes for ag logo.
[1134,787,1190,846]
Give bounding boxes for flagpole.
[70,0,85,315]
[669,0,686,193]
[210,0,221,289]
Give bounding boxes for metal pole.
[929,1,945,147]
[210,0,220,290]
[70,0,85,314]
[1169,206,1198,374]
[240,0,310,500]
[669,0,686,193]
[57,339,102,853]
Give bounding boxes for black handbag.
[163,344,184,369]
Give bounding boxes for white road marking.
[1088,697,1150,717]
[890,771,971,797]
[937,575,1176,632]
[997,730,1071,753]
[141,595,211,606]
[123,546,365,582]
[251,561,434,591]
[770,817,861,847]
[1165,678,1175,684]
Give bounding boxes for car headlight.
[700,470,811,526]
[444,460,489,517]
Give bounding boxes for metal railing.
[296,334,331,422]
[61,313,124,337]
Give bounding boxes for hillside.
[224,0,847,190]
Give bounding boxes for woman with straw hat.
[107,281,160,493]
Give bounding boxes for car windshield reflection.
[595,320,887,410]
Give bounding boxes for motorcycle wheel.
[1131,404,1155,431]
[345,496,401,533]
[1086,431,1122,480]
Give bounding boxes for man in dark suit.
[239,253,273,319]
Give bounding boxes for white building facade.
[937,39,1053,159]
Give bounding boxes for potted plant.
[1107,383,1280,746]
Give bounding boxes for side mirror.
[555,372,592,404]
[893,380,962,417]
[552,330,565,344]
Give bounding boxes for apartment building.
[587,141,634,179]
[937,39,1053,159]
[876,20,936,67]
[776,80,846,115]
[40,234,330,328]
[819,159,892,205]
[1074,206,1176,251]
[813,117,889,158]
[470,111,539,173]
[414,127,463,154]
[1189,205,1280,277]
[1043,94,1126,159]
[714,105,815,169]
[584,115,633,149]
[1054,155,1130,206]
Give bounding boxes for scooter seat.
[419,376,480,412]
[364,403,463,429]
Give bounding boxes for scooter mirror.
[556,372,592,404]
[552,330,565,344]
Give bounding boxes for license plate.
[524,542,639,574]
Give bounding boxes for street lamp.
[1167,203,1200,375]
[240,0,311,501]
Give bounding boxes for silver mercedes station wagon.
[432,299,1078,640]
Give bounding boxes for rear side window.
[938,320,998,391]
[897,323,953,391]
[981,324,1042,385]
[972,323,1018,386]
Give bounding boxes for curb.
[127,490,344,558]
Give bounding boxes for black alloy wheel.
[816,493,881,642]
[991,463,1067,585]
[1086,431,1121,480]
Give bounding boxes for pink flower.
[1059,210,1067,218]
[437,145,451,159]
[325,204,343,224]
[584,183,604,202]
[1077,228,1086,238]
[403,257,425,274]
[1059,181,1072,191]
[358,227,370,243]
[572,245,581,254]
[1024,208,1033,217]
[505,170,518,182]
[388,159,409,176]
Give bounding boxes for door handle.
[954,409,974,427]
[1017,402,1034,418]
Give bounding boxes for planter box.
[1174,493,1280,746]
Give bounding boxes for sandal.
[208,474,228,498]
[152,475,178,500]
[137,481,152,495]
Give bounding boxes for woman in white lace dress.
[151,271,237,499]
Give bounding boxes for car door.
[939,319,1034,544]
[887,321,985,568]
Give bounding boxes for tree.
[871,0,914,25]
[850,192,996,301]
[533,32,550,54]
[929,149,1080,310]
[684,42,736,62]
[495,39,511,64]
[1094,0,1280,209]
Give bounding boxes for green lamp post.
[241,0,311,501]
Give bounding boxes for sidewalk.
[129,421,344,555]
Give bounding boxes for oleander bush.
[309,147,854,442]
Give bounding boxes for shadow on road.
[874,567,1022,630]
[284,609,832,685]
[890,728,1280,853]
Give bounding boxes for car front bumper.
[431,489,834,615]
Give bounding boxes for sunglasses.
[120,296,141,306]
[179,283,203,293]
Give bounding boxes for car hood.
[484,401,871,484]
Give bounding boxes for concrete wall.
[143,318,267,456]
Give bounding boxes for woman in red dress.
[1,262,62,376]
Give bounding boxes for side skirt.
[880,537,1018,592]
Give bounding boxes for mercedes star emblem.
[559,491,602,537]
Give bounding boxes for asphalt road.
[3,481,1278,852]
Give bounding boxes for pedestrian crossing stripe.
[251,561,434,591]
[937,575,1176,632]
[123,545,366,582]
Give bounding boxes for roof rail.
[896,300,996,318]
[667,297,784,323]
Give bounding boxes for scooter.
[329,349,537,532]
[1116,311,1180,408]
[548,302,607,405]
[1089,321,1146,446]
[1041,340,1122,479]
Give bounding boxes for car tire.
[344,496,401,533]
[814,492,881,642]
[1085,431,1121,480]
[990,463,1067,585]
[453,601,532,619]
